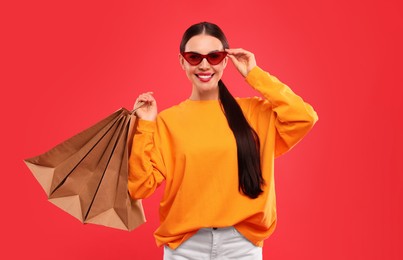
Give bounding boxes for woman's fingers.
[136,92,154,103]
[225,48,257,77]
[134,92,153,107]
[226,48,248,55]
[226,48,254,62]
[133,92,158,121]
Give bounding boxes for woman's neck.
[189,88,219,100]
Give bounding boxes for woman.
[129,22,318,259]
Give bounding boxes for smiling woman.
[128,21,318,259]
[180,33,229,100]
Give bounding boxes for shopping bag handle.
[131,101,145,115]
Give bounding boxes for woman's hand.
[225,48,257,77]
[133,92,158,121]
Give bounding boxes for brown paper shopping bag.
[24,108,145,231]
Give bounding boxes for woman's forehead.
[185,34,224,53]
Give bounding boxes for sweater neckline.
[181,99,222,110]
[184,99,220,104]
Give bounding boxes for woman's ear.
[179,53,185,70]
[222,56,229,69]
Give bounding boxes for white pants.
[163,227,262,260]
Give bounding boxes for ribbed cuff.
[136,119,156,133]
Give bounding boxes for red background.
[1,0,402,259]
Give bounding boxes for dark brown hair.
[180,22,264,198]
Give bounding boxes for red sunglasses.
[181,51,227,65]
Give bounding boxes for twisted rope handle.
[131,101,145,115]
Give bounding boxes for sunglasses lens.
[207,52,227,65]
[182,52,227,65]
[183,53,202,65]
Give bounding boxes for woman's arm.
[128,93,166,199]
[245,67,318,156]
[226,48,318,156]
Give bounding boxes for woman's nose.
[198,58,210,69]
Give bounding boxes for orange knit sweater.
[128,66,318,249]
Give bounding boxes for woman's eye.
[189,54,200,60]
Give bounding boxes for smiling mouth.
[196,73,214,81]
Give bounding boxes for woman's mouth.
[196,73,214,82]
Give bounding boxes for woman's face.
[180,34,228,100]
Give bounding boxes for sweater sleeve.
[245,66,318,157]
[128,118,166,199]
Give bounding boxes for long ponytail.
[218,80,264,198]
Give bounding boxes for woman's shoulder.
[157,100,191,122]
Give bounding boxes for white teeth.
[198,75,212,79]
